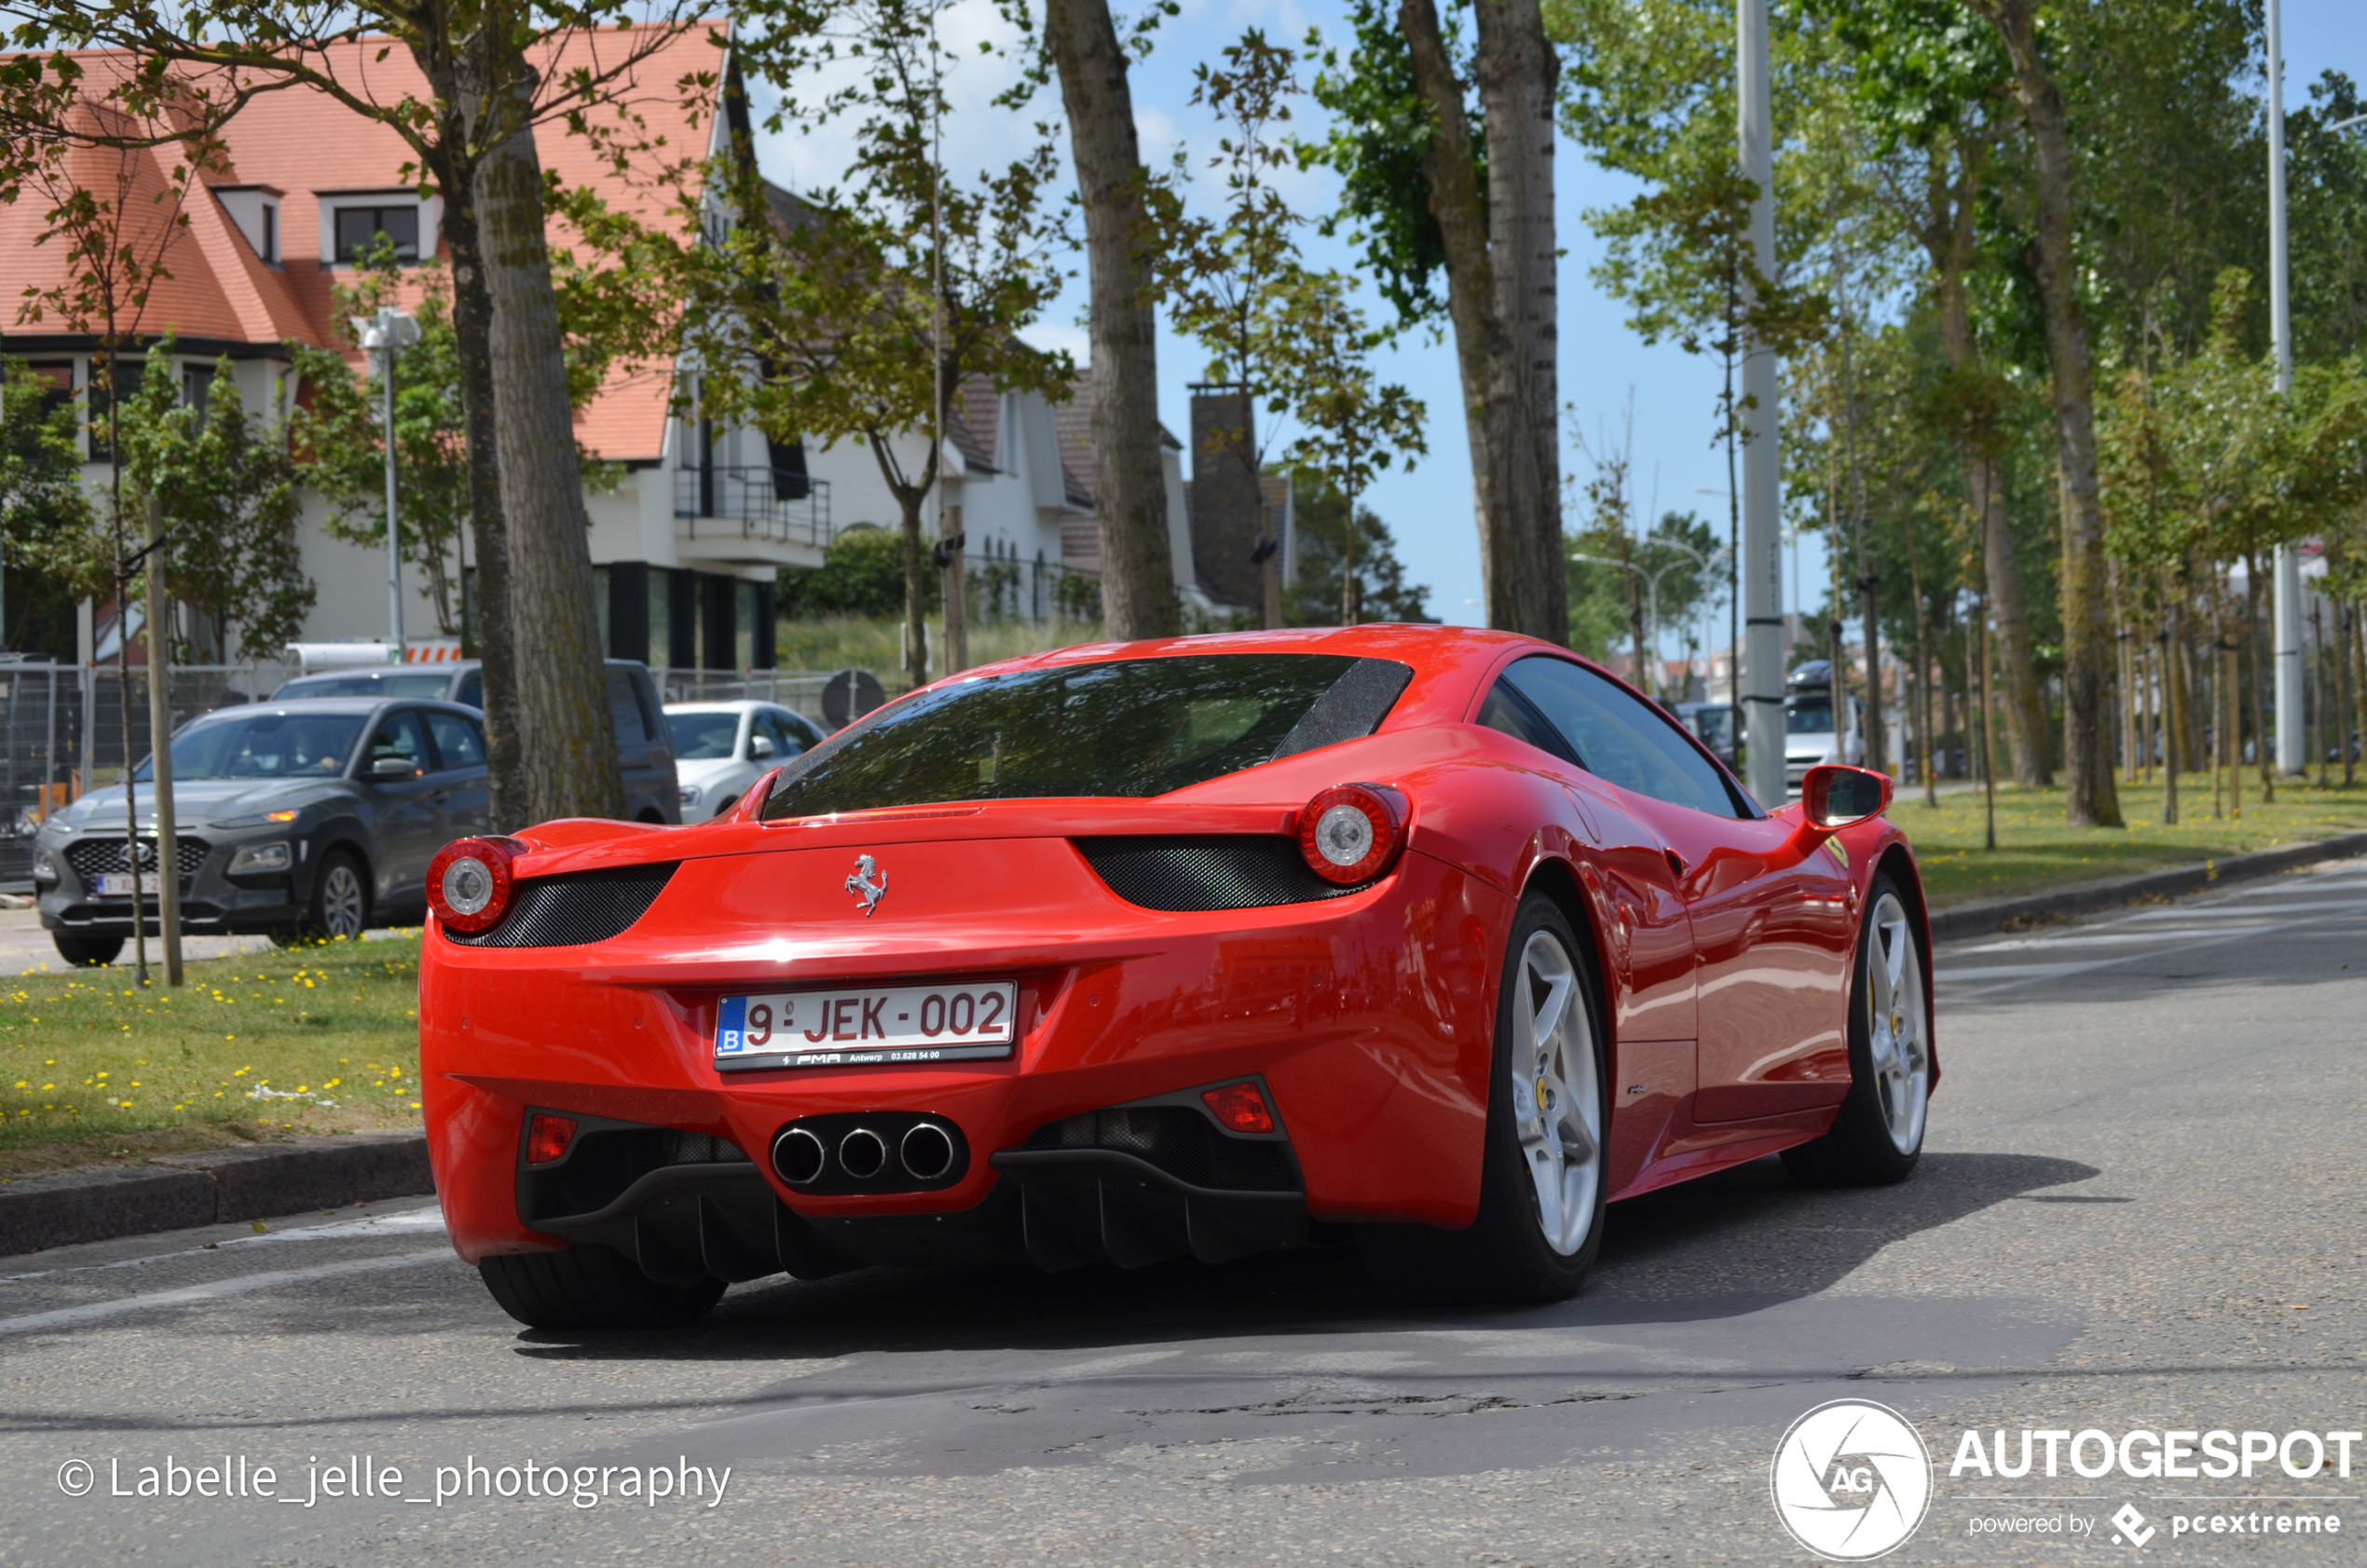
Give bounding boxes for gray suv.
[270,659,680,825]
[33,699,493,966]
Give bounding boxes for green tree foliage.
[1282,472,1433,626]
[0,358,96,656]
[286,254,471,639]
[113,341,313,659]
[287,246,619,639]
[2102,271,2367,579]
[564,0,1071,690]
[1297,0,1460,333]
[778,526,939,620]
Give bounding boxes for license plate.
[714,980,1018,1070]
[94,872,161,897]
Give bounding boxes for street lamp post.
[2266,0,2304,776]
[352,307,421,659]
[1736,0,1787,805]
[1571,542,1731,702]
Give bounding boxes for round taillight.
[1296,784,1408,886]
[427,837,524,934]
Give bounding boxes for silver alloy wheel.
[319,862,366,940]
[1508,928,1604,1256]
[1864,890,1930,1154]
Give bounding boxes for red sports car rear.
[418,628,1934,1329]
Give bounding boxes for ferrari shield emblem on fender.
[845,853,888,916]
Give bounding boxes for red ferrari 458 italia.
[418,627,1935,1329]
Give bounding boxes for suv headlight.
[32,846,58,885]
[228,840,293,875]
[677,785,700,807]
[213,809,299,829]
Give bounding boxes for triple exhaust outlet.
[771,1114,962,1192]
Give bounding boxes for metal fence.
[649,668,837,719]
[674,466,833,551]
[0,660,295,889]
[0,660,874,890]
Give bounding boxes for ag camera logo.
[1771,1399,1935,1560]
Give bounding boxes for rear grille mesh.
[1074,836,1363,912]
[446,863,679,948]
[63,836,208,895]
[1025,1107,1298,1192]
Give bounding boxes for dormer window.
[334,203,419,265]
[212,184,284,264]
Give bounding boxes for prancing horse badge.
[845,854,887,916]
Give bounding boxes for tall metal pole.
[383,338,404,660]
[144,493,182,986]
[2268,0,2303,775]
[1737,0,1787,803]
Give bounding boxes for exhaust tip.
[772,1125,827,1185]
[900,1121,955,1181]
[838,1127,888,1179]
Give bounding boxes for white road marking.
[0,1204,448,1284]
[1938,872,2367,998]
[0,1249,455,1336]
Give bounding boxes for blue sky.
[755,0,2361,646]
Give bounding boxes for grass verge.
[1893,774,2367,906]
[776,614,1106,685]
[0,933,424,1179]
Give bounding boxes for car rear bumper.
[419,832,1508,1268]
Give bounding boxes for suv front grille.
[62,835,208,896]
[445,863,679,948]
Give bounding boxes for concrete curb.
[1927,829,2367,945]
[0,1132,432,1256]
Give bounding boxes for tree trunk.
[1400,0,1566,644]
[1922,148,2049,787]
[418,32,622,828]
[2246,556,2274,802]
[429,156,525,830]
[1044,0,1179,642]
[476,84,622,824]
[2340,598,2356,785]
[1961,0,2118,825]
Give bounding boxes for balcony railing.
[674,465,832,551]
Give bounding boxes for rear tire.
[52,934,123,967]
[1783,872,1931,1188]
[1359,893,1608,1304]
[477,1245,726,1330]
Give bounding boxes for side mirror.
[1801,764,1892,830]
[748,734,777,758]
[371,756,420,780]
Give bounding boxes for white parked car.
[664,702,828,823]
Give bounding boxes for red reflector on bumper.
[1200,1082,1275,1136]
[526,1113,577,1166]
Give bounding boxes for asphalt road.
[3,859,2363,1565]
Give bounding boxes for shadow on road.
[510,1150,2100,1363]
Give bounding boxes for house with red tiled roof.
[4,25,1212,675]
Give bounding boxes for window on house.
[181,365,213,422]
[24,362,75,423]
[85,358,142,464]
[260,203,278,263]
[334,204,420,265]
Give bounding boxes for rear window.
[275,672,456,700]
[761,654,1413,820]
